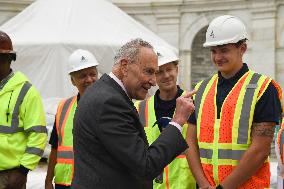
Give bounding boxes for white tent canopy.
[0,0,177,99]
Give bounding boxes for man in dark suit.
[71,38,195,189]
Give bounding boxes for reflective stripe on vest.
[237,73,260,144]
[0,82,47,134]
[136,93,196,189]
[196,70,271,188]
[200,148,245,160]
[57,146,74,164]
[54,96,77,185]
[25,147,44,156]
[138,98,148,127]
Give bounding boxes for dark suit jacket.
[71,74,188,189]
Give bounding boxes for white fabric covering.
[0,0,177,100]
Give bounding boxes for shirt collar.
[218,63,249,86]
[109,72,130,98]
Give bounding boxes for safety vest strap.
[237,73,261,144]
[0,82,38,134]
[56,96,76,145]
[138,99,147,127]
[195,77,212,119]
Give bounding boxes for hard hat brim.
[203,36,247,47]
[158,57,179,67]
[68,62,99,74]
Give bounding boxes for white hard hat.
[155,46,179,67]
[203,15,248,47]
[68,49,99,74]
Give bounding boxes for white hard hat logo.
[81,56,87,62]
[210,30,215,38]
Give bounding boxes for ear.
[70,76,76,86]
[240,43,247,56]
[176,64,179,73]
[120,59,129,76]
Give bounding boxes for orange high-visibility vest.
[54,96,77,186]
[195,70,281,189]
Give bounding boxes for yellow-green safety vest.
[135,92,196,189]
[0,71,47,171]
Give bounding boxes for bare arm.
[186,123,211,188]
[220,122,275,189]
[45,148,57,189]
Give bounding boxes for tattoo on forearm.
[252,122,275,137]
[253,128,274,137]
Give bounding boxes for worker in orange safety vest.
[186,15,283,189]
[45,49,99,189]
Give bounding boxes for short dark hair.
[234,39,247,48]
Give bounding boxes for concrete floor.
[27,160,278,189]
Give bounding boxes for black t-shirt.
[49,121,58,149]
[188,63,282,125]
[154,86,184,130]
[49,94,80,149]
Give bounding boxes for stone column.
[179,50,192,91]
[250,1,277,78]
[153,2,181,48]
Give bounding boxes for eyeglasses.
[152,117,172,131]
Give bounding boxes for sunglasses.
[0,53,16,62]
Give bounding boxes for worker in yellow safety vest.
[276,115,284,189]
[135,47,196,189]
[45,49,99,189]
[0,30,47,189]
[186,15,283,189]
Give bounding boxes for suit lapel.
[101,74,149,145]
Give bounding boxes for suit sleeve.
[20,86,47,170]
[96,98,188,180]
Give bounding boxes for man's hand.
[45,180,54,189]
[5,169,27,189]
[172,90,196,126]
